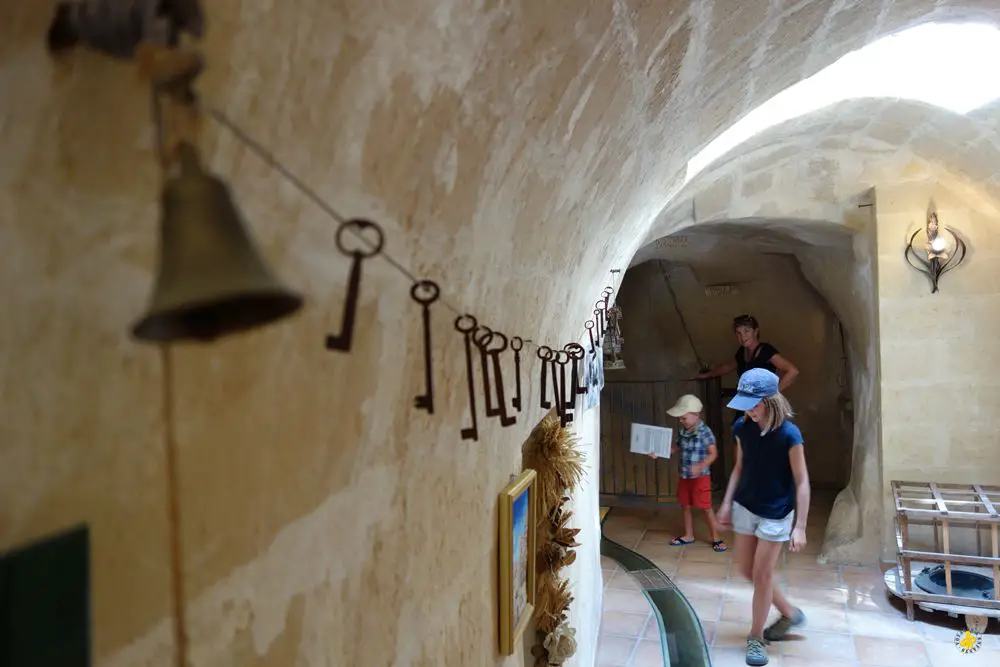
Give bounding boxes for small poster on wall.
[582,350,604,412]
[0,524,92,666]
[629,423,673,459]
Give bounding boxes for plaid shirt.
[677,421,716,479]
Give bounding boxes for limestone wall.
[874,182,1000,560]
[795,202,884,566]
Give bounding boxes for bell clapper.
[137,42,206,171]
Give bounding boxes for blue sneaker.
[745,637,768,665]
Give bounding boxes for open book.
[629,423,673,458]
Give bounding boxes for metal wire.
[203,103,617,353]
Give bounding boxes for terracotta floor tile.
[853,635,929,666]
[924,640,1000,666]
[641,529,680,544]
[847,609,923,639]
[779,629,858,660]
[603,568,617,585]
[603,526,641,540]
[785,584,849,607]
[841,566,887,587]
[604,530,643,549]
[645,521,683,536]
[596,635,637,665]
[780,657,859,667]
[606,513,649,528]
[719,597,781,625]
[723,585,757,609]
[603,588,653,615]
[843,575,890,596]
[685,587,724,605]
[600,610,651,637]
[712,646,783,666]
[845,587,900,614]
[795,604,850,633]
[686,594,724,622]
[787,567,843,588]
[646,556,679,576]
[648,506,684,519]
[630,639,665,667]
[720,598,755,624]
[597,504,873,667]
[636,542,684,561]
[604,518,645,532]
[673,575,728,599]
[917,616,969,644]
[785,551,840,570]
[683,544,734,563]
[601,555,620,570]
[675,560,731,579]
[713,620,752,649]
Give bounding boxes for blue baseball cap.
[727,368,779,411]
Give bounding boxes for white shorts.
[732,502,794,542]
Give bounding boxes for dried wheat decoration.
[523,414,585,666]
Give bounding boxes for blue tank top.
[733,417,803,520]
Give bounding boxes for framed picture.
[498,468,537,655]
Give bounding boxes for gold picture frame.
[498,468,537,655]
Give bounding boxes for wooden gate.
[599,378,723,509]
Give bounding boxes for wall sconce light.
[903,210,967,293]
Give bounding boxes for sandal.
[670,537,694,546]
[712,540,728,552]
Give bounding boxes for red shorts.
[677,476,712,509]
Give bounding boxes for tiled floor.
[598,494,1000,667]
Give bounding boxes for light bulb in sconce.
[904,209,968,293]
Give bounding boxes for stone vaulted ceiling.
[639,96,1000,255]
[5,1,1000,350]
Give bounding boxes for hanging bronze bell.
[131,143,304,342]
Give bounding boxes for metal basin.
[915,565,995,600]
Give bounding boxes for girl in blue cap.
[716,367,811,666]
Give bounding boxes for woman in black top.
[692,315,800,391]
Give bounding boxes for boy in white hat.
[658,393,727,552]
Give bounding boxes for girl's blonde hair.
[759,393,794,434]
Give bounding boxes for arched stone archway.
[632,93,1000,566]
